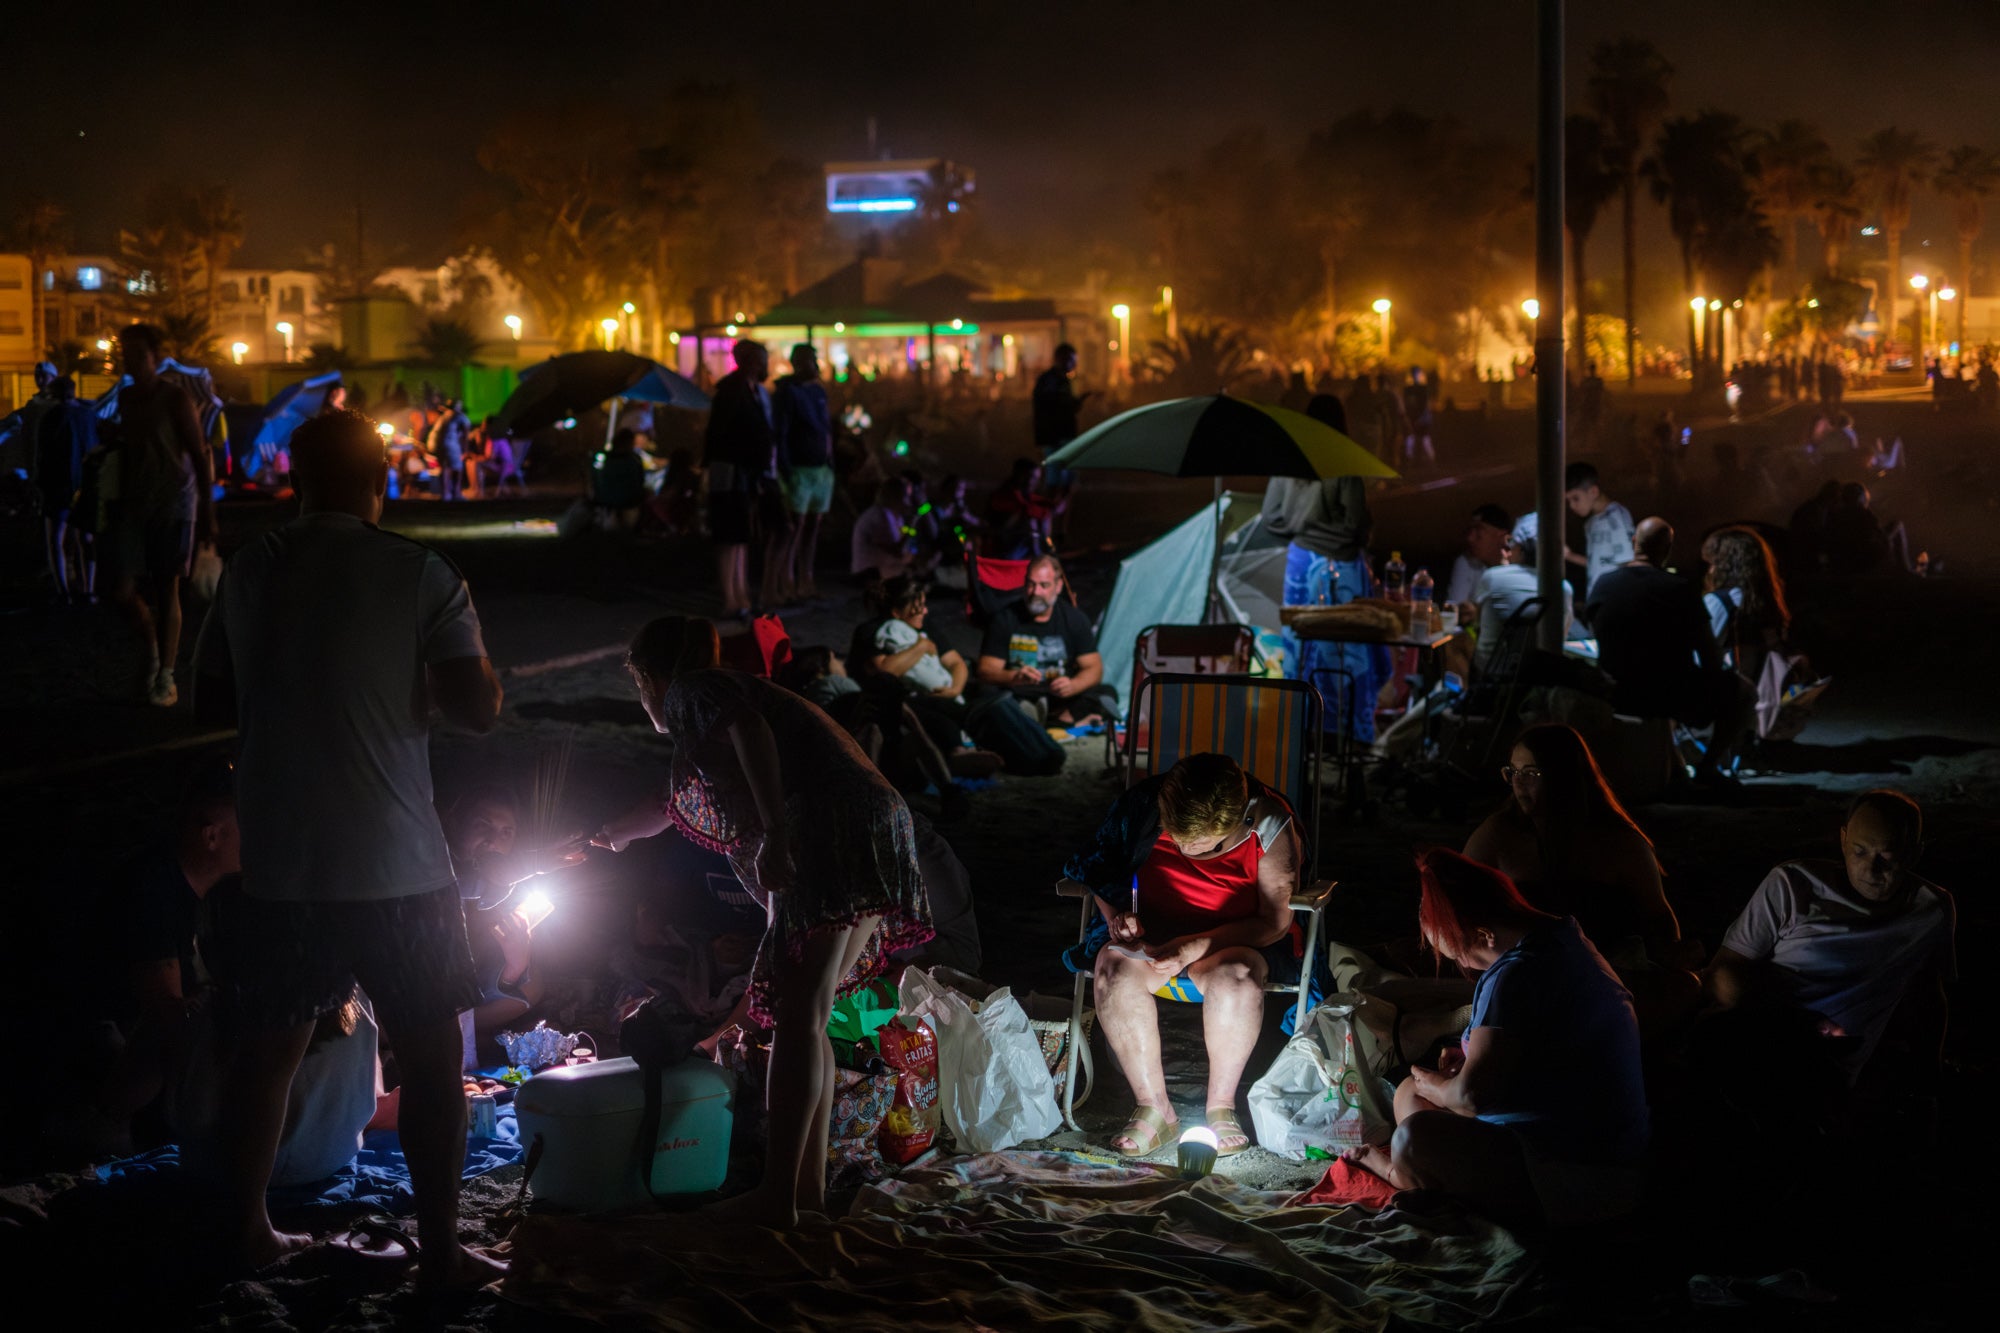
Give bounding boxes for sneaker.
[148,668,179,707]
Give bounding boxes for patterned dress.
[658,669,931,1025]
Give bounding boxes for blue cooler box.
[514,1056,736,1212]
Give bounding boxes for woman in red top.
[1086,754,1300,1157]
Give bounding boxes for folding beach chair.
[1440,597,1545,773]
[718,614,792,679]
[1107,623,1259,776]
[1056,672,1336,1132]
[963,549,1029,629]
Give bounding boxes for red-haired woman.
[1347,848,1649,1225]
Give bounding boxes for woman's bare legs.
[795,915,880,1217]
[716,914,877,1229]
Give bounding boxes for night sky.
[12,0,2000,272]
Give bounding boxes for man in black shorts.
[193,410,505,1284]
[704,339,778,618]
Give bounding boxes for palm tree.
[1646,112,1752,373]
[1564,114,1623,377]
[1587,37,1674,387]
[1147,322,1257,395]
[1810,164,1866,274]
[1750,120,1833,297]
[185,185,246,332]
[414,316,483,367]
[5,199,71,358]
[1856,127,1938,354]
[1933,145,2000,350]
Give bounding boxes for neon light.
[828,198,920,214]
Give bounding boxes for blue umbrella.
[253,371,345,451]
[94,358,226,438]
[620,363,708,410]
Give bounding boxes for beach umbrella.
[490,350,709,437]
[251,370,344,452]
[1043,394,1397,613]
[93,358,226,438]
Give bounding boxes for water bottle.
[1410,567,1435,632]
[1383,551,1407,601]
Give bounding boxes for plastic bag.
[828,979,900,1067]
[827,1067,894,1188]
[189,544,223,603]
[1248,999,1393,1160]
[874,1017,940,1164]
[898,966,1061,1152]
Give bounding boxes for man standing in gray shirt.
[194,410,505,1285]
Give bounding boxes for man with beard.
[975,553,1112,727]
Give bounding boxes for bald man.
[1584,517,1753,783]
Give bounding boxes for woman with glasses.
[1464,725,1694,982]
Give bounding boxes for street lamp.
[1910,274,1935,353]
[1521,298,1540,321]
[1940,287,1958,356]
[1160,285,1176,341]
[231,341,248,365]
[1111,303,1131,380]
[600,317,619,349]
[275,321,294,362]
[504,314,522,340]
[1372,298,1392,360]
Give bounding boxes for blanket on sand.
[501,1149,1548,1331]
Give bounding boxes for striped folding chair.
[1055,672,1337,1132]
[1108,623,1260,777]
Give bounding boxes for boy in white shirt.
[1563,462,1635,607]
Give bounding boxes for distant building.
[822,159,973,216]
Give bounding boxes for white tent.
[1094,490,1291,716]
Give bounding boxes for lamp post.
[622,301,636,352]
[1111,303,1130,382]
[1909,274,1929,355]
[1939,287,1957,358]
[1160,285,1176,341]
[504,314,522,341]
[231,341,248,365]
[1372,297,1392,362]
[600,317,619,350]
[275,321,294,363]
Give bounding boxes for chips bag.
[875,1017,940,1164]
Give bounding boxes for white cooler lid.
[514,1056,645,1118]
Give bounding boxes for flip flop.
[326,1213,414,1264]
[1206,1107,1251,1156]
[1111,1105,1176,1157]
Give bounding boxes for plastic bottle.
[1383,550,1407,601]
[1410,567,1436,632]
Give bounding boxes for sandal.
[326,1213,414,1264]
[1111,1105,1176,1157]
[1206,1107,1251,1156]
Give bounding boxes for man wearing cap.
[1468,515,1572,672]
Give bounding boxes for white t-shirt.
[1721,860,1956,1074]
[195,512,487,902]
[876,618,957,697]
[1445,553,1489,606]
[1582,502,1636,597]
[1472,563,1573,670]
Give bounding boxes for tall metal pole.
[1534,0,1567,653]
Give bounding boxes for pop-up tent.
[1094,490,1291,717]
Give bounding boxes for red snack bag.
[875,1017,940,1164]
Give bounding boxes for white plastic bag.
[1247,998,1391,1160]
[898,966,1061,1152]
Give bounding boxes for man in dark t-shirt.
[974,553,1113,725]
[1585,517,1753,782]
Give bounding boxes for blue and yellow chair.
[1056,672,1337,1133]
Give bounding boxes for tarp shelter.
[252,370,343,452]
[1095,491,1291,716]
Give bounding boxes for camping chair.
[1438,597,1544,774]
[1056,672,1336,1132]
[963,550,1028,629]
[718,614,792,678]
[1107,623,1259,776]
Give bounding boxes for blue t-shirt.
[1465,916,1649,1164]
[772,376,832,469]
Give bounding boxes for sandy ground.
[3,396,1997,1327]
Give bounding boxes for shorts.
[1147,936,1300,1002]
[781,465,835,515]
[222,884,480,1035]
[709,490,753,546]
[106,504,195,580]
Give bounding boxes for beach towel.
[501,1149,1548,1331]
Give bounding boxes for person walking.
[34,374,95,604]
[772,343,834,601]
[191,409,506,1285]
[104,324,215,705]
[1032,343,1090,539]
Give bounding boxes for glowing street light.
[376,421,395,441]
[275,321,294,362]
[1111,303,1131,380]
[600,317,619,349]
[1372,297,1392,359]
[833,321,845,333]
[1521,298,1540,320]
[622,301,635,314]
[504,313,522,340]
[230,341,248,365]
[1909,273,1929,291]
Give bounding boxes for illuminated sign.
[823,158,973,216]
